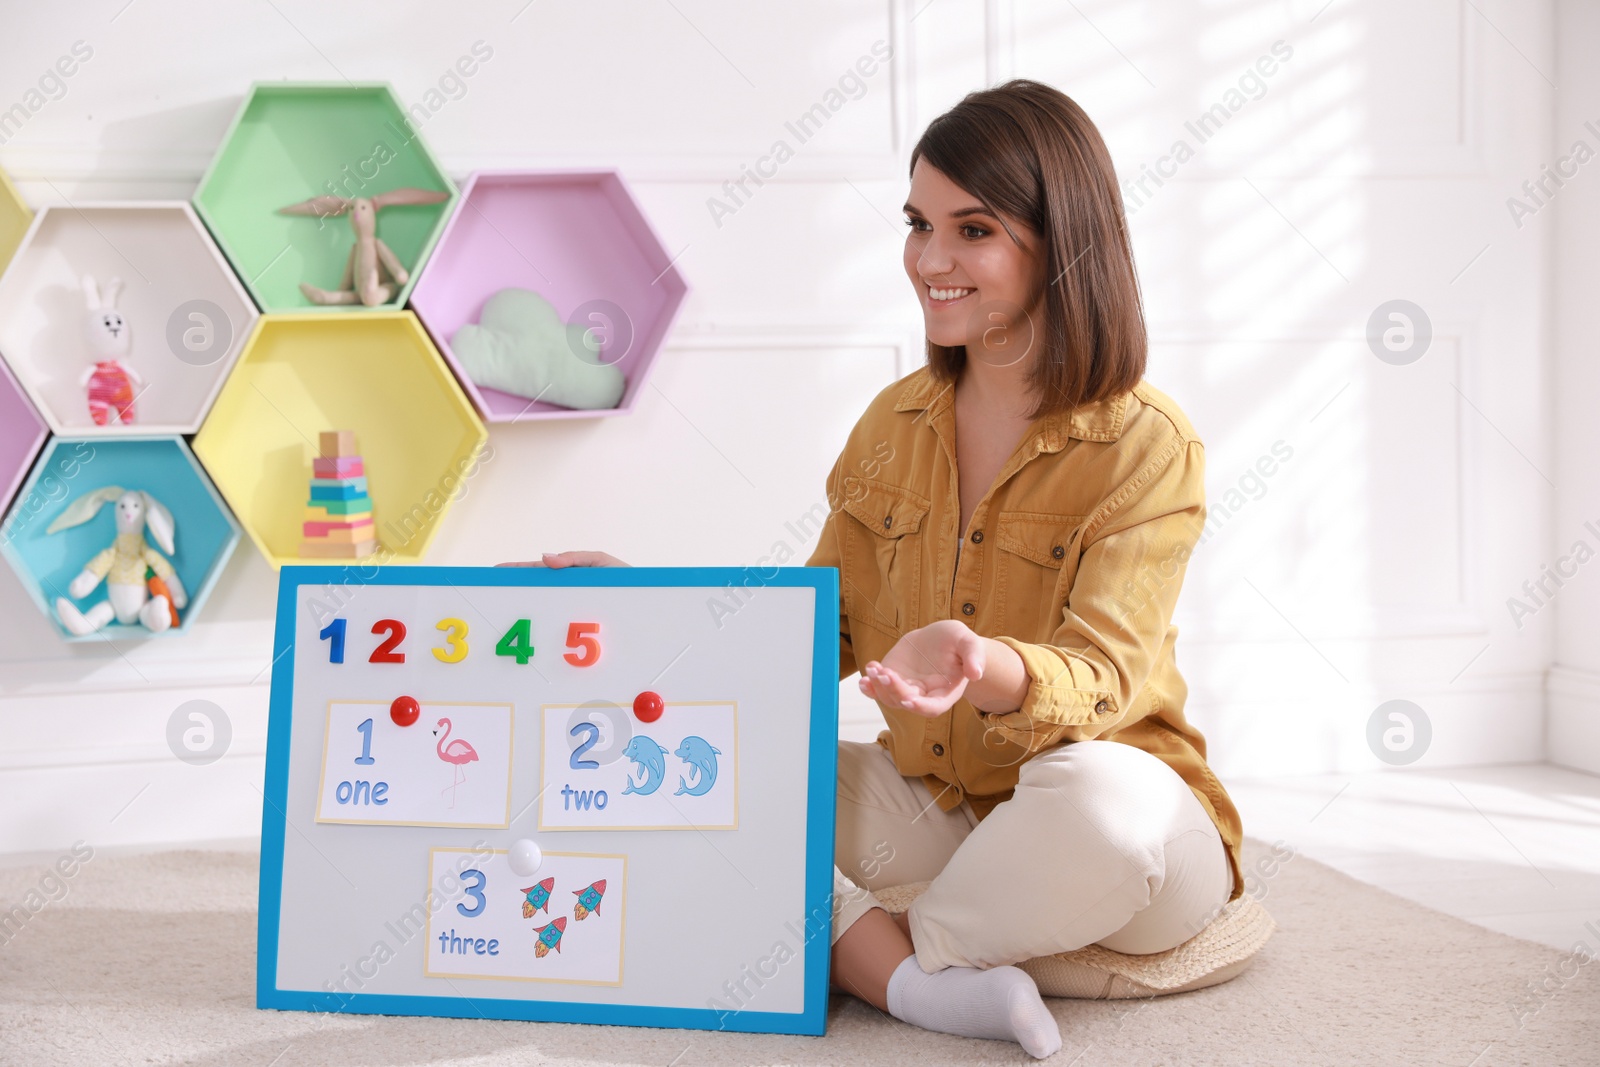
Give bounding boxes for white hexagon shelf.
[0,202,258,436]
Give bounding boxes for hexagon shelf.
[192,311,486,569]
[194,83,457,315]
[0,357,48,517]
[409,169,688,423]
[0,202,258,435]
[0,436,241,643]
[0,165,31,278]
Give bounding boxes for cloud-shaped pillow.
[451,288,625,410]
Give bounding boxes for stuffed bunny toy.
[46,486,187,635]
[77,275,142,426]
[278,187,451,307]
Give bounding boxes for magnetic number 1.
[320,618,346,663]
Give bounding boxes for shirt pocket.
[993,510,1086,638]
[838,477,930,637]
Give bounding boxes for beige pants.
[831,738,1234,972]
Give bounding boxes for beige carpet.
[1,838,1594,1066]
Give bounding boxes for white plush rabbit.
[46,486,188,635]
[77,275,143,426]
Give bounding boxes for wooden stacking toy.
[299,430,376,559]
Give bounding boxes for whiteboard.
[258,565,839,1036]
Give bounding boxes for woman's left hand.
[859,620,988,717]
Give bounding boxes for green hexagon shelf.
[194,82,457,314]
[0,165,30,278]
[0,202,258,435]
[0,435,241,643]
[192,311,486,569]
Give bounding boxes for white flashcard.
[316,701,514,828]
[425,847,627,986]
[538,701,738,831]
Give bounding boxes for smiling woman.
[804,78,1245,1059]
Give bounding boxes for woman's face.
[902,158,1045,362]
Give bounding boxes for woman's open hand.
[859,620,988,717]
[495,551,629,568]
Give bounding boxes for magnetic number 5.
[564,622,601,667]
[433,617,468,663]
[457,869,486,917]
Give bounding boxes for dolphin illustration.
[674,735,722,796]
[621,735,669,796]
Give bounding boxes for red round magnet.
[633,691,664,723]
[390,695,420,727]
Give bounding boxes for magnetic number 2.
[319,618,346,663]
[370,619,406,663]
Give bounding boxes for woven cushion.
[871,882,1276,1000]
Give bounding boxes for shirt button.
[1095,700,1110,715]
[970,530,983,544]
[1051,545,1065,560]
[883,515,892,529]
[961,602,975,616]
[932,743,945,756]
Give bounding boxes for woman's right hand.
[495,551,630,568]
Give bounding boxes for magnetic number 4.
[496,618,535,665]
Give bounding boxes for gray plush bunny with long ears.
[278,187,450,307]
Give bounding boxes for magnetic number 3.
[434,617,468,663]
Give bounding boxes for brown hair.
[909,79,1145,417]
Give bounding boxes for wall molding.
[1548,665,1600,775]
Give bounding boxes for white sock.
[884,953,1062,1059]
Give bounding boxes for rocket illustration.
[521,877,554,918]
[573,879,607,920]
[532,915,567,957]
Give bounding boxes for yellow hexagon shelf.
[192,311,486,569]
[0,166,30,278]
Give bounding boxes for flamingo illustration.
[433,717,479,808]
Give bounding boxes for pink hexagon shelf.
[409,169,688,423]
[0,357,48,517]
[0,202,258,435]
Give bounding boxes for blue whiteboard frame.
[258,564,840,1036]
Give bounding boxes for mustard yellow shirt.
[807,367,1245,902]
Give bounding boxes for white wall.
[1549,0,1600,775]
[0,0,1575,853]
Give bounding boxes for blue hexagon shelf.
[0,435,241,642]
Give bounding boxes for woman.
[528,79,1243,1059]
